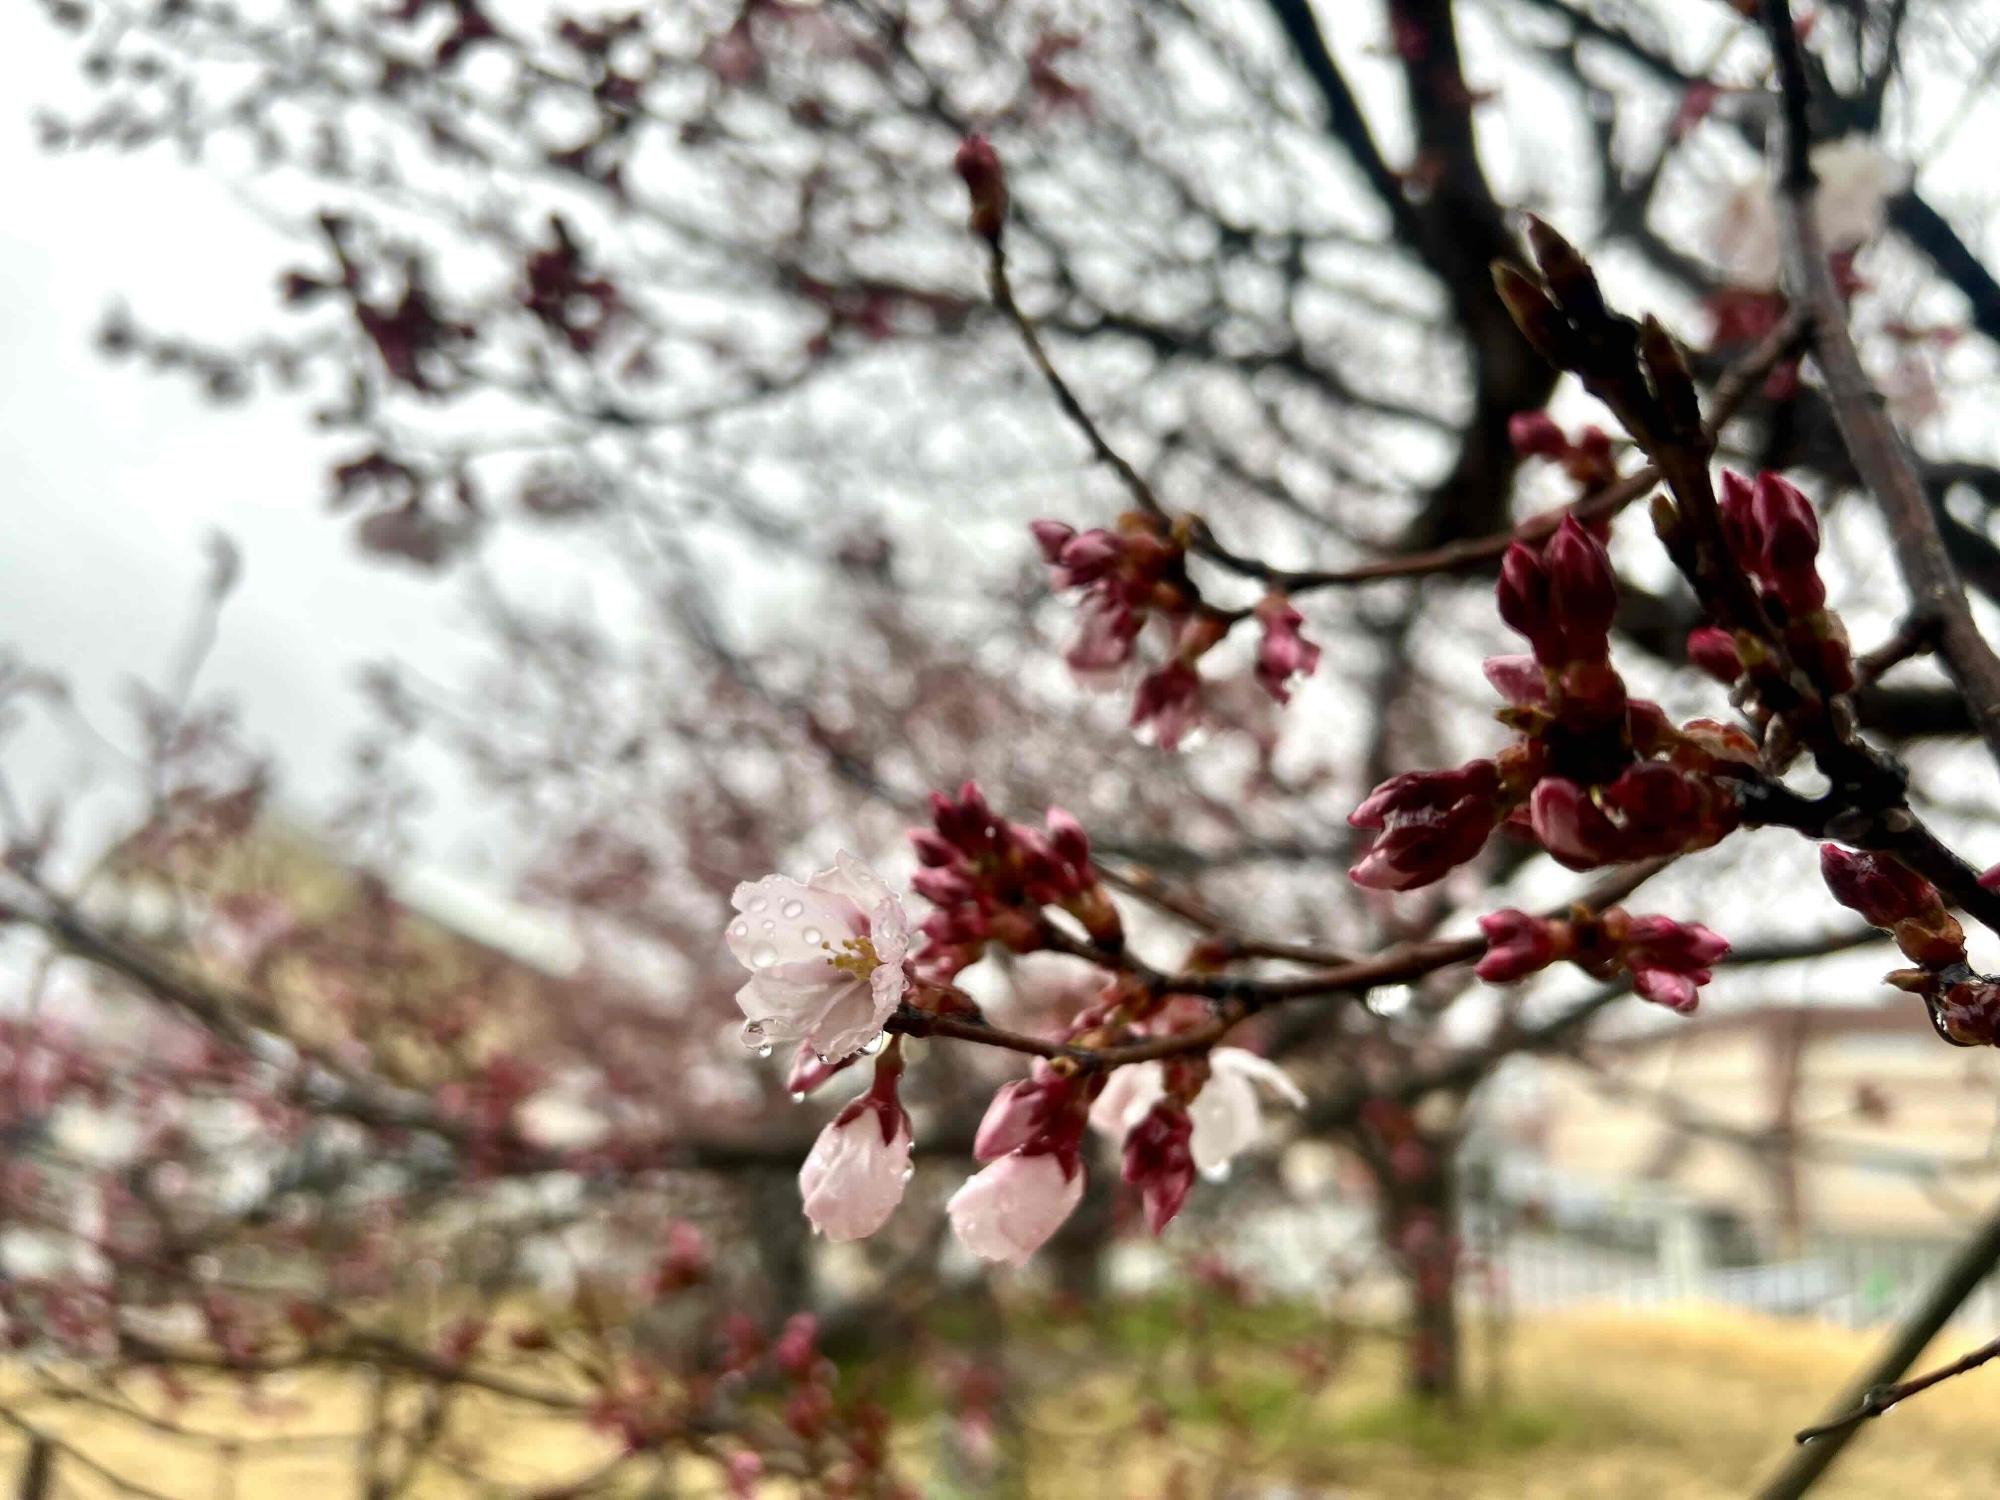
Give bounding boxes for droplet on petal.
[741,1019,769,1049]
[781,898,805,918]
[757,1043,774,1058]
[802,926,823,946]
[751,943,778,968]
[862,1033,889,1056]
[731,921,749,938]
[746,894,769,913]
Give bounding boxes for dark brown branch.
[1762,0,2000,778]
[1759,1192,2000,1497]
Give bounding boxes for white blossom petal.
[799,1109,912,1242]
[947,1153,1084,1266]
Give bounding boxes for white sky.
[0,17,494,862]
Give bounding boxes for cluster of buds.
[1032,515,1212,745]
[912,782,1119,979]
[1821,846,2000,1045]
[1350,517,1745,889]
[1477,905,1731,1014]
[1710,471,1853,693]
[522,214,621,355]
[1507,412,1618,490]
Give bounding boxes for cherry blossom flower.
[946,1150,1084,1266]
[1090,1049,1304,1179]
[726,853,910,1062]
[798,1099,912,1242]
[1712,137,1907,289]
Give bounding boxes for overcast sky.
[0,15,504,876]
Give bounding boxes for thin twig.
[1761,0,2000,777]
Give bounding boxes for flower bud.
[1482,654,1548,707]
[1496,541,1559,663]
[1044,806,1092,870]
[1475,909,1561,983]
[1686,626,1744,684]
[1121,1102,1196,1234]
[1348,761,1504,891]
[1545,515,1617,658]
[1818,845,1939,928]
[954,135,1008,241]
[1507,411,1566,459]
[947,1149,1085,1266]
[974,1071,1068,1162]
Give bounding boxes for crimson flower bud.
[1054,528,1123,587]
[1752,472,1821,578]
[954,134,1008,241]
[1620,913,1731,973]
[910,829,958,868]
[1475,909,1561,982]
[786,1042,859,1099]
[1508,410,1566,459]
[1497,541,1560,664]
[1686,626,1744,684]
[1633,968,1702,1014]
[1717,469,1760,568]
[772,1312,819,1378]
[1818,845,1939,928]
[974,1070,1068,1161]
[1121,1102,1196,1234]
[1044,806,1092,870]
[1029,518,1075,565]
[1349,760,1503,891]
[1545,515,1617,659]
[911,865,978,906]
[1482,654,1548,707]
[1527,778,1621,870]
[1253,595,1321,703]
[1130,662,1203,749]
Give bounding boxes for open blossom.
[1090,1049,1304,1179]
[947,1150,1084,1266]
[727,853,910,1062]
[798,1098,912,1243]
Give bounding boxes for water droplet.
[900,1166,915,1184]
[740,1019,768,1049]
[790,1091,806,1104]
[751,943,779,968]
[756,1043,774,1059]
[802,926,823,946]
[731,920,749,938]
[745,894,769,913]
[780,898,805,919]
[761,919,775,932]
[1201,1161,1232,1184]
[861,1033,888,1056]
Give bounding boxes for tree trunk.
[1353,1107,1463,1403]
